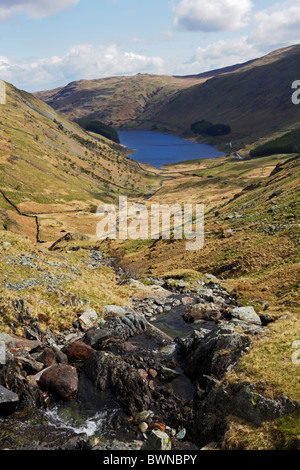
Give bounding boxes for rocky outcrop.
[85,351,152,415]
[180,325,251,388]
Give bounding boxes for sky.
[0,0,300,92]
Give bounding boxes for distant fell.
[35,44,300,143]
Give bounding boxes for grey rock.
[141,430,172,451]
[0,385,19,416]
[231,306,262,326]
[78,308,98,331]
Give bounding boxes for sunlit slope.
[0,82,158,241]
[35,45,300,141]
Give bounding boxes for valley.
[0,43,300,451]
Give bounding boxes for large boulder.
[37,364,78,400]
[231,307,261,326]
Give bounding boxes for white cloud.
[0,44,166,91]
[0,0,79,22]
[251,0,300,47]
[173,0,253,32]
[172,37,261,75]
[193,37,260,69]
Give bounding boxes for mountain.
[35,44,300,143]
[0,81,158,243]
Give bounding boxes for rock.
[65,341,95,362]
[141,430,172,451]
[149,369,157,379]
[183,302,222,323]
[83,329,113,350]
[78,308,99,331]
[204,383,298,427]
[119,279,145,289]
[0,385,19,416]
[35,347,57,367]
[134,410,154,422]
[160,344,177,360]
[17,356,44,375]
[181,297,195,306]
[102,305,135,317]
[231,307,261,326]
[85,351,152,415]
[181,326,251,387]
[176,428,186,440]
[37,364,78,400]
[0,333,16,348]
[139,422,148,433]
[157,366,181,383]
[52,345,68,364]
[148,423,166,433]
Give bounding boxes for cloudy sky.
[0,0,300,91]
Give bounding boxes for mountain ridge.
[35,44,300,143]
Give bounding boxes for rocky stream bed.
[0,265,298,451]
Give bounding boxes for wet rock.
[37,364,78,400]
[0,356,42,409]
[176,428,186,440]
[85,351,152,415]
[141,429,172,450]
[0,385,19,416]
[157,366,181,383]
[65,341,95,362]
[231,307,261,326]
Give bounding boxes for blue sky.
[0,0,299,91]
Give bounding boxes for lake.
[118,130,225,168]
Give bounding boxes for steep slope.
[0,82,159,243]
[35,74,202,131]
[35,44,300,142]
[152,45,300,141]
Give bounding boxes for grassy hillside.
[0,82,160,243]
[35,74,202,132]
[35,45,300,143]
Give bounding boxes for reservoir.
[118,129,225,168]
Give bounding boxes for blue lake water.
[118,130,225,168]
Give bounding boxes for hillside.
[35,44,300,143]
[0,77,300,451]
[0,81,159,244]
